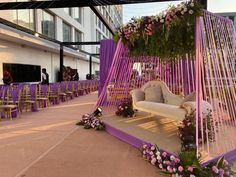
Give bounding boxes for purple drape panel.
[99,39,117,96]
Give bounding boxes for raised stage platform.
[102,109,236,163]
[103,110,181,154]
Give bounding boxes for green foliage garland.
[115,0,203,61]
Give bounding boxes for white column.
[35,9,42,34]
[55,16,63,41]
[71,27,75,42]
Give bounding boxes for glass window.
[96,47,100,53]
[74,29,82,49]
[96,17,98,25]
[98,19,101,29]
[102,23,105,32]
[96,30,102,41]
[17,10,29,29]
[0,0,35,30]
[64,8,72,16]
[0,0,17,24]
[102,7,105,15]
[16,9,34,30]
[41,10,55,39]
[74,7,82,24]
[63,22,71,42]
[29,9,34,30]
[17,0,34,30]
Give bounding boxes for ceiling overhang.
[0,0,182,10]
[0,0,207,36]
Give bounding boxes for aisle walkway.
[0,93,161,177]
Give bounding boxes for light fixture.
[34,33,39,37]
[93,107,103,117]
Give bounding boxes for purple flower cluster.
[77,114,105,130]
[209,160,235,177]
[212,166,225,177]
[142,144,189,176]
[141,143,235,177]
[116,99,135,118]
[178,117,196,151]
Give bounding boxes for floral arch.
[97,0,236,172]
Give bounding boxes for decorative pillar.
[98,39,117,96]
[59,44,64,82]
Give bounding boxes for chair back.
[50,83,59,95]
[30,84,37,100]
[41,84,49,97]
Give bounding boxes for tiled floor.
[0,93,162,177]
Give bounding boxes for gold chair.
[21,85,36,112]
[48,84,60,105]
[0,87,18,120]
[35,84,50,108]
[65,83,74,100]
[58,85,67,102]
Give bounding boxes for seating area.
[0,80,99,120]
[131,80,212,121]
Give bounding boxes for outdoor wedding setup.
[84,0,236,176]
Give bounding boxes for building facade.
[0,1,123,83]
[216,12,236,29]
[207,0,236,28]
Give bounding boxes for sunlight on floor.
[0,122,33,130]
[0,121,76,140]
[102,110,181,153]
[50,102,96,109]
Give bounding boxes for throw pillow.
[162,92,183,106]
[181,91,196,105]
[144,86,164,103]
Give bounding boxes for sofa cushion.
[163,93,183,106]
[181,101,212,115]
[136,101,186,121]
[144,86,164,103]
[182,92,196,103]
[160,84,183,106]
[131,89,145,104]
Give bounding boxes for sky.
[123,1,182,23]
[123,0,236,24]
[207,0,236,13]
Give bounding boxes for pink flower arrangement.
[76,113,105,130]
[116,99,135,118]
[212,166,219,174]
[141,144,186,176]
[188,166,194,172]
[141,144,235,177]
[118,0,200,41]
[178,166,184,172]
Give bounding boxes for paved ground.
[0,93,162,177]
[21,129,160,177]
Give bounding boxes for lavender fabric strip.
[99,39,117,96]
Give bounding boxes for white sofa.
[130,80,212,121]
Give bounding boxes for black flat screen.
[3,63,41,83]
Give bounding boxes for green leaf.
[179,151,201,167]
[216,156,225,168]
[113,32,120,42]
